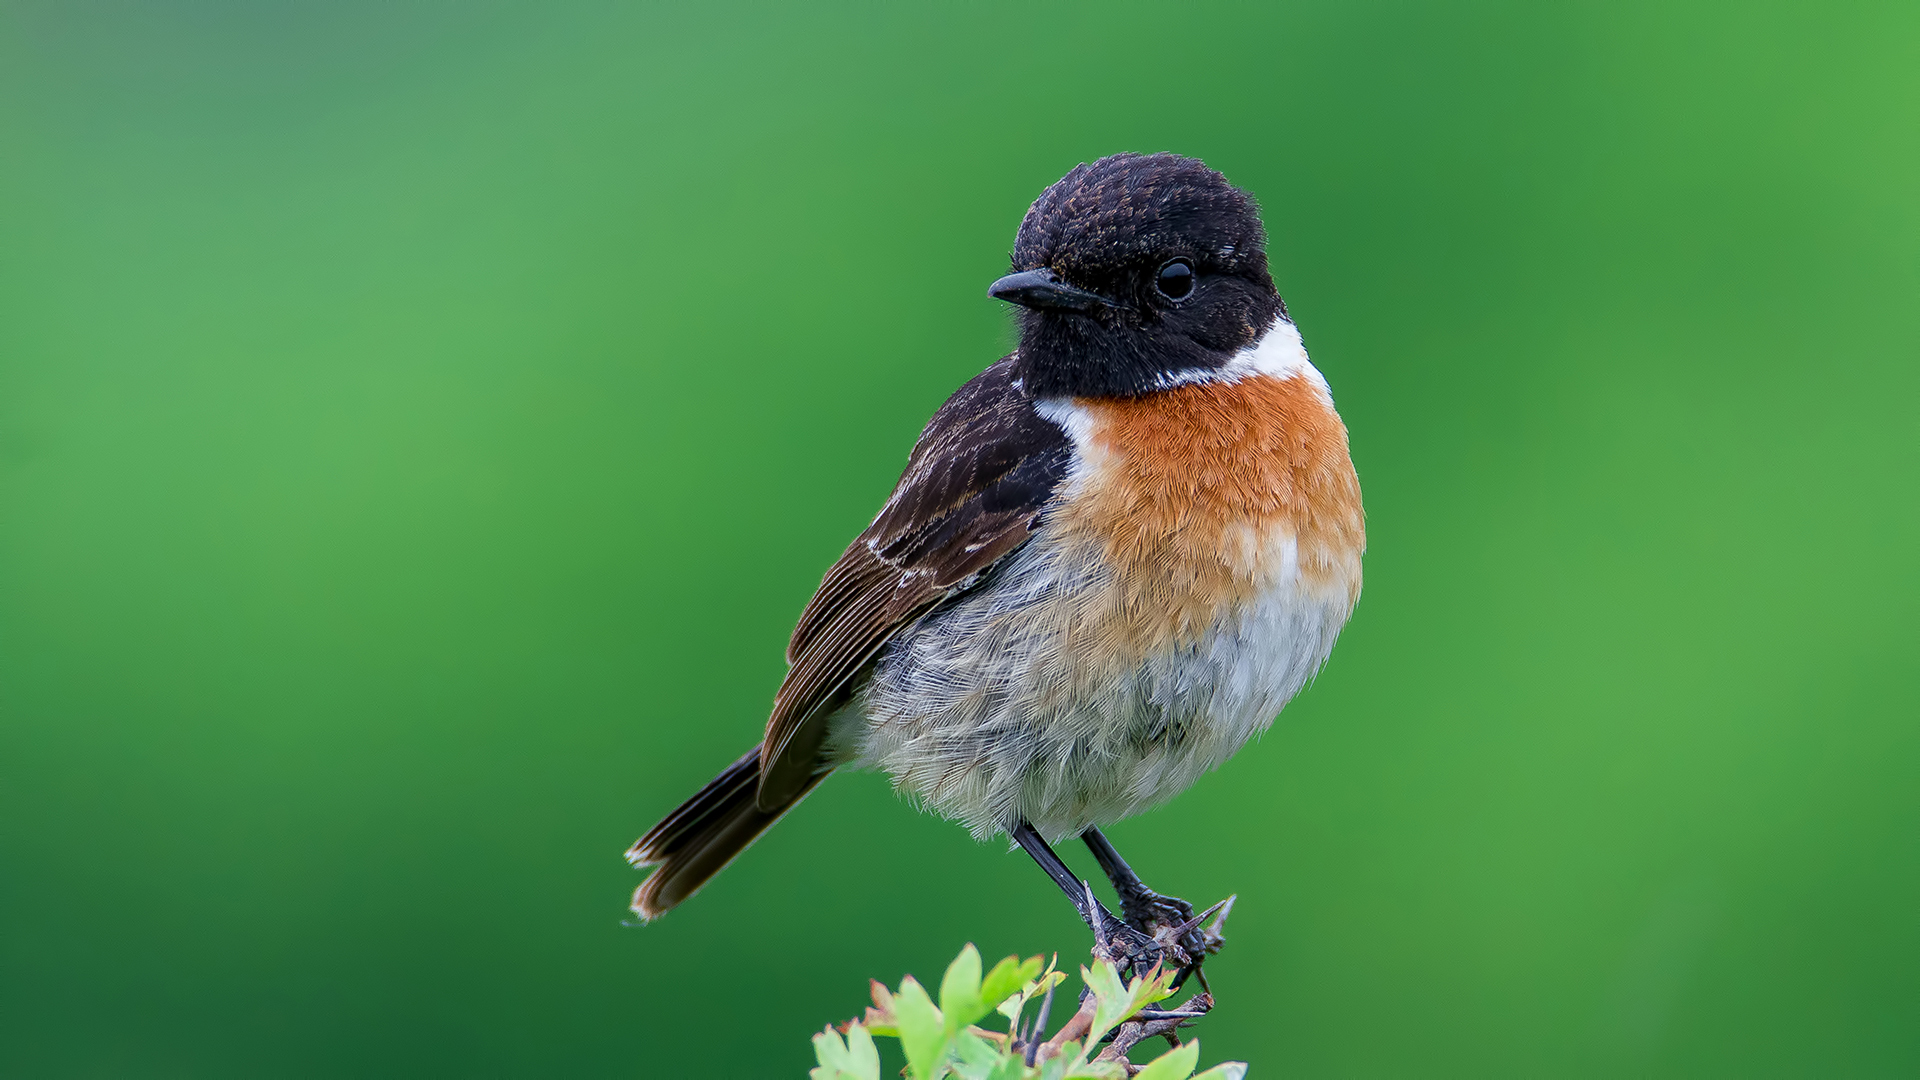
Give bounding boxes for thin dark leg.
[1010,821,1091,921]
[1080,826,1138,885]
[1015,821,1230,988]
[1011,821,1165,970]
[1082,827,1196,932]
[1082,830,1155,911]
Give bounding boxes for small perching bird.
[628,152,1364,979]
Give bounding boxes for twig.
[1023,969,1058,1067]
[1094,992,1212,1067]
[1036,996,1095,1062]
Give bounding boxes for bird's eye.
[1156,259,1194,300]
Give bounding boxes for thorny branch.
[1018,893,1234,1075]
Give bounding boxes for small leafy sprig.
[810,944,1245,1080]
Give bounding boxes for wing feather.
[758,357,1070,805]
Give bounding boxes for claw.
[1081,879,1210,985]
[1138,893,1234,993]
[1161,893,1234,964]
[1204,894,1236,940]
[1169,895,1232,943]
[1164,912,1208,947]
[1084,882,1160,970]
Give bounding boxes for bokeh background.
[3,2,1917,1075]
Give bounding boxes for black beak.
[987,268,1124,313]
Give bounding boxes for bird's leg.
[1081,827,1195,933]
[1009,821,1160,976]
[1081,827,1233,983]
[1010,821,1093,920]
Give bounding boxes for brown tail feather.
[626,743,826,920]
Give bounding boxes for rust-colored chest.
[1049,371,1365,641]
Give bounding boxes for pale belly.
[827,522,1356,841]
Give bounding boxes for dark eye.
[1156,259,1194,300]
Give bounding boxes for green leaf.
[865,980,900,1038]
[940,944,991,1034]
[1131,1039,1200,1080]
[811,1026,848,1077]
[996,960,1064,1028]
[1081,962,1176,1047]
[1082,961,1127,1012]
[806,1014,879,1076]
[981,1056,1029,1080]
[1062,1058,1127,1079]
[1076,967,1124,1066]
[894,976,951,1080]
[947,1029,1008,1080]
[978,954,1042,1021]
[810,1023,882,1080]
[842,1023,882,1080]
[803,943,1241,1080]
[1039,1041,1079,1080]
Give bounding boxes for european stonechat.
[628,153,1364,978]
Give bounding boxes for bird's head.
[991,152,1285,398]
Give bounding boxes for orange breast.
[1051,372,1365,647]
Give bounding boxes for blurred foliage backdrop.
[2,2,1917,1076]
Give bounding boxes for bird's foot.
[1121,887,1233,966]
[1120,886,1195,934]
[1084,884,1236,989]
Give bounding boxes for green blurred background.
[2,2,1916,1075]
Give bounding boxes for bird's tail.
[626,743,825,920]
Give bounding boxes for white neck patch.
[1145,318,1334,408]
[1154,317,1322,392]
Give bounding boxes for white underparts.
[827,525,1353,841]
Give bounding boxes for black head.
[989,153,1286,398]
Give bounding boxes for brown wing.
[756,357,1071,806]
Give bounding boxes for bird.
[626,151,1364,977]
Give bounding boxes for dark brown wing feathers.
[627,742,826,920]
[627,745,762,863]
[629,358,1068,918]
[757,357,1070,805]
